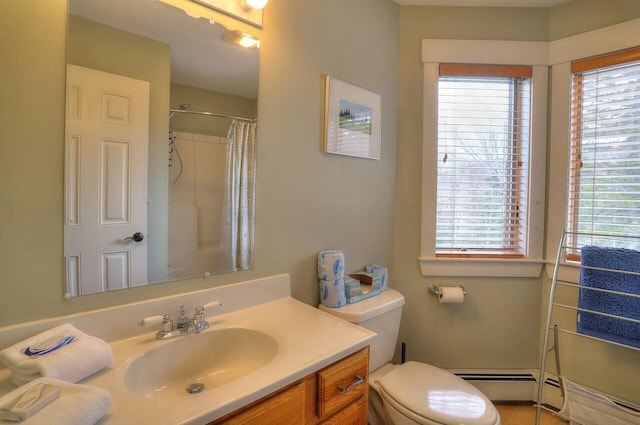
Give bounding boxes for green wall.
[549,0,640,40]
[169,83,257,137]
[0,1,67,319]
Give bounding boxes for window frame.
[419,39,548,277]
[545,18,640,281]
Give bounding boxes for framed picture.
[323,76,381,160]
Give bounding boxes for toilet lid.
[379,361,498,425]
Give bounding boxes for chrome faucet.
[138,302,221,340]
[176,305,193,330]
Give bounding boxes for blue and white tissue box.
[319,279,346,308]
[318,250,345,280]
[345,273,381,304]
[365,264,388,291]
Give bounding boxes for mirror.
[64,0,259,297]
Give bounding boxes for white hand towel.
[0,324,112,386]
[0,377,112,425]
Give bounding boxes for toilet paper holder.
[428,284,467,297]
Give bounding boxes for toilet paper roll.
[317,250,345,280]
[319,279,347,308]
[438,286,465,304]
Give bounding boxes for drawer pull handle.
[337,375,366,395]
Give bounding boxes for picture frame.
[323,76,381,160]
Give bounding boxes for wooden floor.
[495,403,568,425]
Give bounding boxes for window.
[420,39,547,277]
[567,47,640,255]
[436,64,532,258]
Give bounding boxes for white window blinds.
[436,64,532,257]
[567,48,640,255]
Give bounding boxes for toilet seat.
[379,361,499,425]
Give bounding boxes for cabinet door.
[215,382,305,425]
[320,397,367,425]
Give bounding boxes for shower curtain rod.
[169,109,256,122]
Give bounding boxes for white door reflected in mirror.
[64,65,150,296]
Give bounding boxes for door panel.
[64,64,150,296]
[101,139,130,224]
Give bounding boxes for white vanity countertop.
[0,274,375,425]
[93,298,372,424]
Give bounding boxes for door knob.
[124,232,144,242]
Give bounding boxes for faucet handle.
[194,301,222,320]
[161,314,173,332]
[203,301,222,310]
[194,306,205,323]
[193,306,210,333]
[138,315,164,327]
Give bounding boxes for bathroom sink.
[124,327,279,400]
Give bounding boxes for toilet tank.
[319,288,405,371]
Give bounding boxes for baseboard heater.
[453,371,537,401]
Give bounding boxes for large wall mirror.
[64,0,259,297]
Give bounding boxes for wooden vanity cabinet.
[209,346,369,425]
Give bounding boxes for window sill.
[419,257,544,278]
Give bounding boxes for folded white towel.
[0,324,112,386]
[0,377,112,425]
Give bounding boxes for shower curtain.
[220,120,257,272]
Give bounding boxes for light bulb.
[244,0,268,10]
[239,35,259,48]
[223,30,260,49]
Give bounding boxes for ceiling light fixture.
[222,30,260,48]
[242,0,268,10]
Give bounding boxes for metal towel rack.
[535,231,640,425]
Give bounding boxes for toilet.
[319,288,501,425]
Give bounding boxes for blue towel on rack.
[578,246,640,349]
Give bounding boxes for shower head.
[169,104,191,118]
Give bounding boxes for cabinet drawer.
[317,347,369,420]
